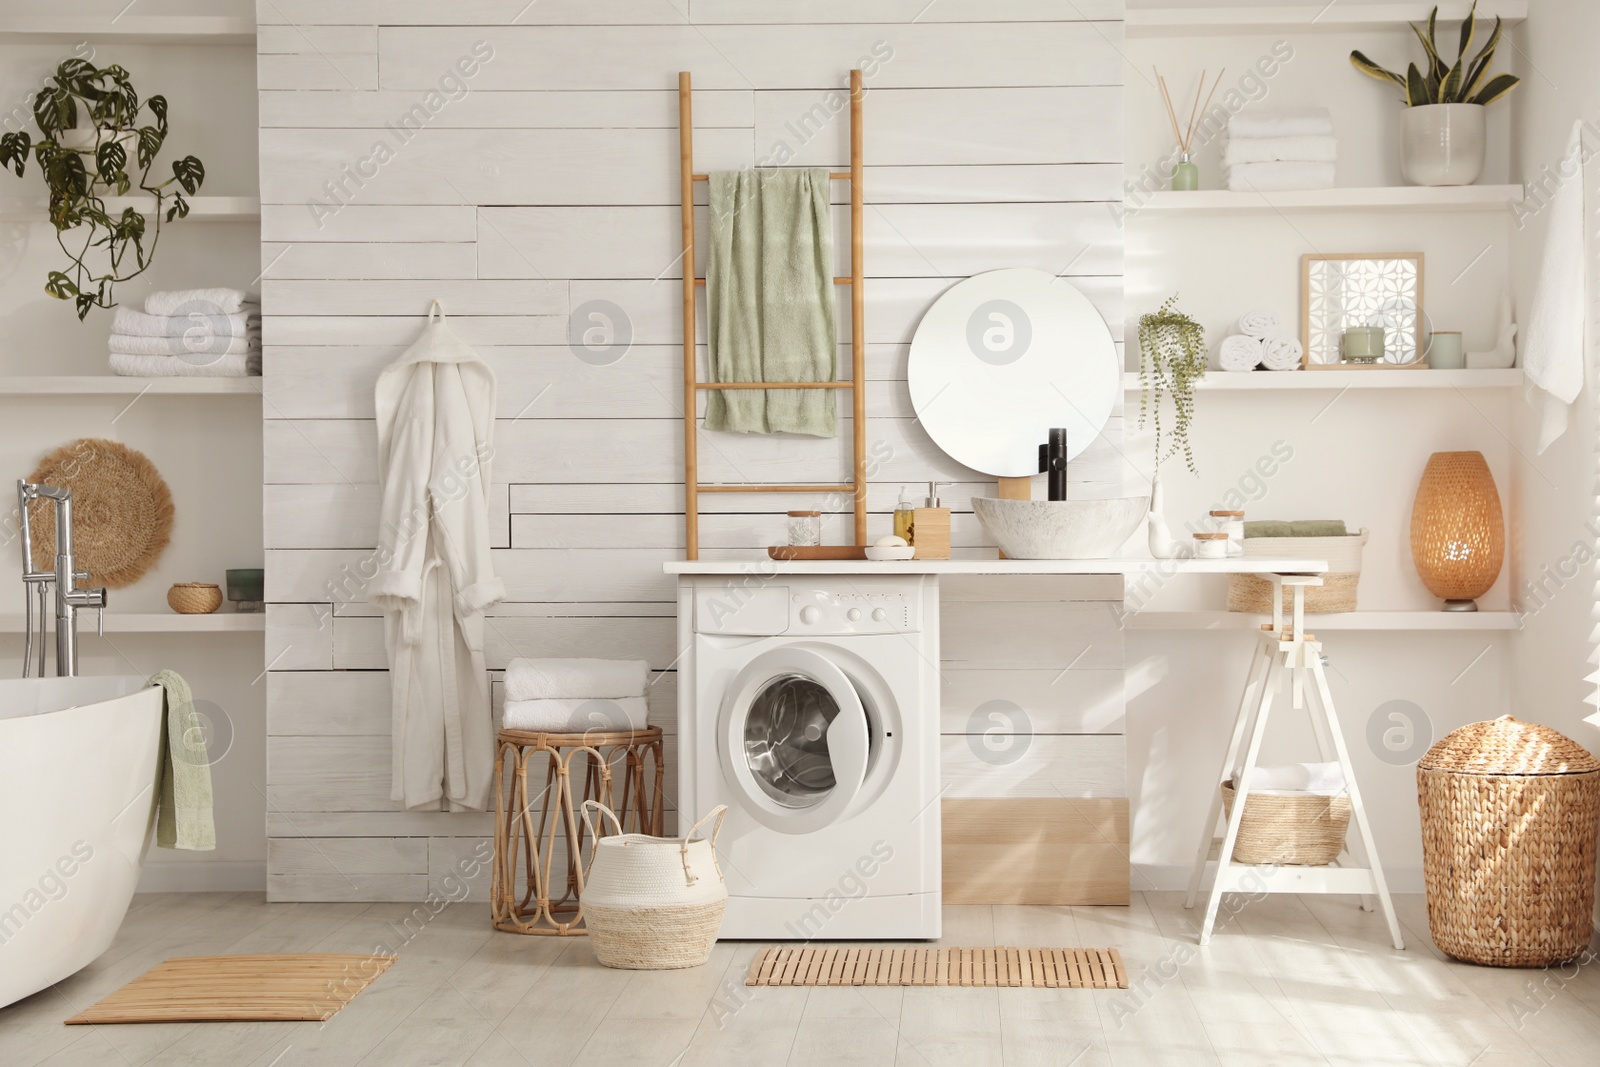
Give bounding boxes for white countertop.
[664,557,1328,576]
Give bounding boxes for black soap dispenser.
[1037,427,1068,501]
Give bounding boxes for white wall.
[1122,18,1523,889]
[0,25,263,890]
[258,1,1129,901]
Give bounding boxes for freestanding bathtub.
[0,675,163,1008]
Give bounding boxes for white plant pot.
[1401,104,1486,187]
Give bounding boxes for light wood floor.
[3,891,1598,1066]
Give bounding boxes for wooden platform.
[64,953,396,1024]
[744,946,1127,989]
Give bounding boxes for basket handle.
[580,799,624,849]
[679,804,728,886]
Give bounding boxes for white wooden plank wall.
[260,0,1125,902]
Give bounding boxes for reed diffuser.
[1155,67,1225,191]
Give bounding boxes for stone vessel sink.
[971,496,1150,560]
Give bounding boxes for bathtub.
[0,675,164,1008]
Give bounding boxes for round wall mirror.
[907,268,1119,478]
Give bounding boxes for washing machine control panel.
[788,583,920,635]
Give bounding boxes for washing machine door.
[719,646,872,835]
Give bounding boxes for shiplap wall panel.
[264,6,1124,899]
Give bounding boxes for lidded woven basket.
[1417,716,1600,967]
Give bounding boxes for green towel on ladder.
[704,168,838,437]
[150,669,216,851]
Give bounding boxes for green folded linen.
[1244,519,1350,538]
[150,669,216,851]
[704,168,838,437]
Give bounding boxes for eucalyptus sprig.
[0,58,206,319]
[1138,295,1207,475]
[1351,2,1519,108]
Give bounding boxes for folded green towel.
[1245,519,1350,538]
[151,669,216,851]
[704,168,838,437]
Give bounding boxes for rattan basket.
[167,583,223,614]
[1221,781,1352,866]
[1418,716,1600,967]
[1226,529,1369,614]
[579,802,727,969]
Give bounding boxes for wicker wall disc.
[27,438,174,588]
[1409,450,1504,601]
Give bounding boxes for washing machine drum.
[720,647,873,834]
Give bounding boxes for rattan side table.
[491,727,664,936]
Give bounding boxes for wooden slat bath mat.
[744,947,1127,989]
[65,953,397,1024]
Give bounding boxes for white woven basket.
[580,801,728,970]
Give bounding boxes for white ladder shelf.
[1184,574,1404,949]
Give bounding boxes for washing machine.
[677,572,941,940]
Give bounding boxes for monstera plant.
[0,58,205,319]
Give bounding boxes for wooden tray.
[767,545,867,561]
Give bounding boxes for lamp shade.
[1409,451,1504,609]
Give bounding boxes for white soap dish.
[864,546,916,561]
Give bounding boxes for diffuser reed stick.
[1154,67,1227,153]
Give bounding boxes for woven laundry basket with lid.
[1417,716,1600,967]
[579,802,728,970]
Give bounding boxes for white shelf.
[0,612,264,634]
[0,197,260,223]
[0,376,261,396]
[1123,369,1522,391]
[1131,185,1523,215]
[1125,611,1521,631]
[1126,2,1526,36]
[0,16,255,44]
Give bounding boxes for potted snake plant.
[1350,2,1520,187]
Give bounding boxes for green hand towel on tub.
[705,168,838,437]
[150,669,216,851]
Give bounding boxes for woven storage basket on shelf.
[1221,781,1352,865]
[579,802,727,970]
[1418,716,1600,968]
[167,583,223,614]
[1226,529,1369,614]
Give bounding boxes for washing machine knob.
[871,608,889,622]
[799,606,821,625]
[846,608,863,622]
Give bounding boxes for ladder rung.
[697,381,852,390]
[697,484,855,494]
[694,277,853,286]
[691,172,852,181]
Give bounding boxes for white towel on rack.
[1261,334,1304,371]
[1227,108,1334,139]
[1237,309,1281,338]
[108,352,256,377]
[1225,161,1336,192]
[1219,334,1264,372]
[504,657,650,702]
[1522,119,1588,454]
[144,288,259,317]
[1223,135,1338,166]
[113,306,258,339]
[109,331,259,357]
[1244,762,1347,795]
[502,697,649,733]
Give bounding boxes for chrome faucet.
[17,480,107,677]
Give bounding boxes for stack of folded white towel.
[108,288,260,378]
[502,657,651,732]
[1223,108,1336,193]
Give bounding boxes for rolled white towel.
[502,697,649,733]
[109,352,256,377]
[1225,161,1336,193]
[1262,334,1305,371]
[144,288,259,317]
[1219,334,1264,372]
[109,331,258,357]
[1244,761,1346,795]
[113,306,259,340]
[504,657,649,702]
[1223,135,1338,166]
[1227,107,1334,139]
[1237,309,1281,338]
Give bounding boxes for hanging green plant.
[1138,295,1207,475]
[0,58,206,320]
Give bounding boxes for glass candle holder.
[1428,331,1464,369]
[787,510,822,547]
[1342,326,1386,364]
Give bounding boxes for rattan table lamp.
[1409,450,1504,611]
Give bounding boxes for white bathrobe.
[369,308,505,811]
